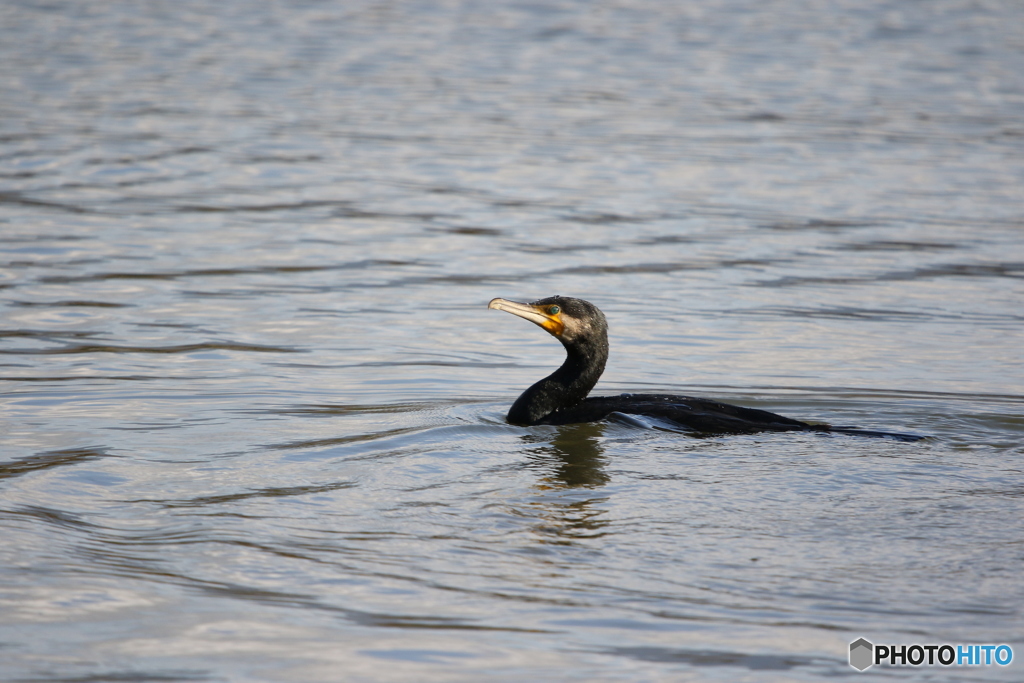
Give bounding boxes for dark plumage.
[488,295,923,441]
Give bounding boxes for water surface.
[2,1,1023,681]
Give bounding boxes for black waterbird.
[488,295,923,441]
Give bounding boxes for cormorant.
[488,295,922,441]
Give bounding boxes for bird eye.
[548,305,560,315]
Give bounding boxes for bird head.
[488,296,607,348]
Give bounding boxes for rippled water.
[2,1,1023,681]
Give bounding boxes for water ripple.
[0,447,114,482]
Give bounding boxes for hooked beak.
[488,298,564,336]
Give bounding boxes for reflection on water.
[2,0,1024,680]
[525,423,611,489]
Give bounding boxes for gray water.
[2,1,1023,681]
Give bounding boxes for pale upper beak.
[488,298,564,336]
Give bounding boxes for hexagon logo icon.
[849,638,874,671]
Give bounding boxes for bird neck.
[506,339,607,425]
